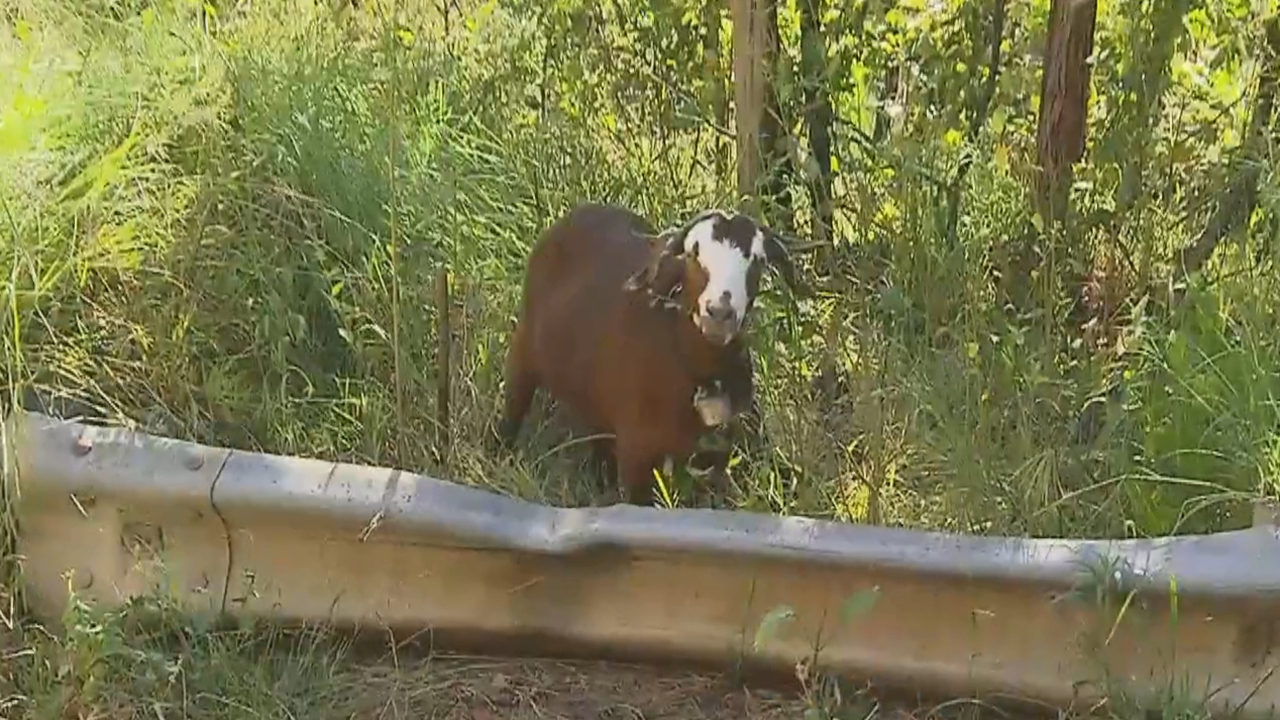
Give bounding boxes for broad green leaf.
[752,604,796,651]
[840,586,881,625]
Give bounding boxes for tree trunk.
[1033,0,1097,228]
[1113,0,1192,215]
[434,267,452,468]
[731,0,791,225]
[731,0,768,207]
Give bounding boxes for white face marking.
[681,216,764,323]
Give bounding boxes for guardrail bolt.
[185,451,205,471]
[73,569,94,591]
[72,436,93,456]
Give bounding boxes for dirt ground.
[0,619,1016,720]
[338,657,822,719]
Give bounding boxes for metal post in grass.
[380,3,407,467]
[433,0,455,471]
[434,266,452,468]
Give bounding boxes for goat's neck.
[672,312,740,384]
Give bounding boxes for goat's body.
[499,204,752,505]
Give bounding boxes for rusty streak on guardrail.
[6,409,1280,718]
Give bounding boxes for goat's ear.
[760,228,804,297]
[624,228,685,293]
[760,228,825,298]
[642,227,686,256]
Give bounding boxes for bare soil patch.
[334,657,810,719]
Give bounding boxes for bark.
[1033,0,1097,227]
[434,267,452,468]
[731,0,791,225]
[731,0,768,204]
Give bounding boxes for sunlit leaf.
[753,605,796,651]
[839,587,881,625]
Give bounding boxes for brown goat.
[495,203,806,506]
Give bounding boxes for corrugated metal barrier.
[7,410,1280,717]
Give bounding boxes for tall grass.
[3,0,1278,539]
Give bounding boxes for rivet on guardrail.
[72,435,93,456]
[185,451,205,471]
[73,569,94,591]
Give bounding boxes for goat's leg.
[590,437,618,490]
[495,322,537,450]
[689,448,732,505]
[615,440,659,506]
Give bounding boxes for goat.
[494,202,807,506]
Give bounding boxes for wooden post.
[731,0,770,210]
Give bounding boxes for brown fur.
[495,204,760,506]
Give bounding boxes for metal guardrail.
[7,409,1280,717]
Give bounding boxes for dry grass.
[331,656,1056,720]
[0,588,1063,720]
[0,592,938,720]
[333,657,806,720]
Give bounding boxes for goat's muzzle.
[695,302,741,346]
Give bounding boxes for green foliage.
[1125,282,1280,533]
[1,0,1278,550]
[3,587,347,718]
[752,603,797,651]
[838,586,880,625]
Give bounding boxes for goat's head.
[624,209,807,346]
